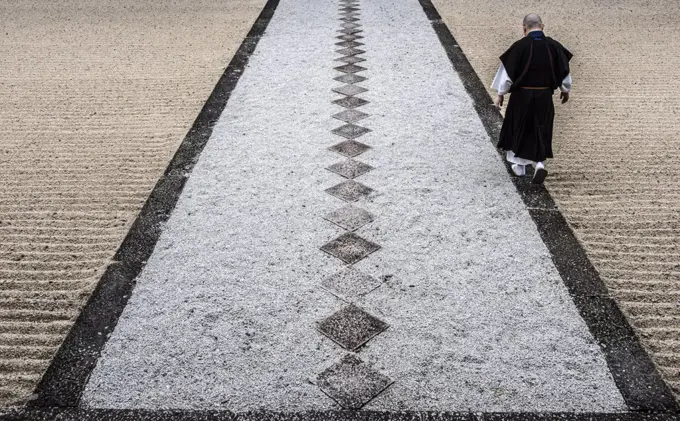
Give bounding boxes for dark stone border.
[25,0,280,408]
[415,0,679,413]
[2,409,680,421]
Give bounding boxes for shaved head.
[523,13,543,30]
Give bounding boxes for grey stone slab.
[332,84,368,96]
[336,34,363,42]
[325,180,374,203]
[338,28,363,35]
[334,63,367,74]
[317,354,393,409]
[332,96,368,109]
[335,40,363,48]
[332,109,369,123]
[336,55,366,64]
[321,266,383,301]
[328,139,371,158]
[323,205,375,231]
[334,73,367,84]
[341,23,362,30]
[332,123,371,139]
[335,47,365,56]
[317,305,389,351]
[319,231,380,264]
[326,159,374,179]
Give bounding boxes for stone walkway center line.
[81,0,628,412]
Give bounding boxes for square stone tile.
[326,159,373,179]
[320,231,380,264]
[321,267,383,300]
[332,123,370,139]
[335,47,365,56]
[332,109,369,123]
[332,84,367,96]
[336,56,366,64]
[335,40,363,48]
[336,34,363,42]
[317,354,393,409]
[328,139,370,157]
[332,96,368,109]
[334,73,367,84]
[317,304,388,350]
[325,180,374,203]
[334,63,366,74]
[341,23,361,30]
[323,205,374,231]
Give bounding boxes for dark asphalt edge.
[415,0,679,413]
[2,409,680,421]
[25,0,281,408]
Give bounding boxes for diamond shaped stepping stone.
[339,17,360,23]
[338,28,363,36]
[338,28,363,35]
[332,96,368,109]
[317,305,388,350]
[336,47,365,56]
[320,232,380,263]
[332,84,367,96]
[341,23,361,30]
[335,56,366,64]
[321,267,383,300]
[329,140,370,157]
[326,159,373,179]
[336,40,363,47]
[334,73,367,84]
[323,205,374,231]
[317,354,393,409]
[336,34,364,42]
[325,180,373,202]
[332,124,370,139]
[334,63,366,74]
[333,109,369,123]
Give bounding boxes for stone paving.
[80,0,629,412]
[430,0,680,398]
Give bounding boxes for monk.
[492,14,573,184]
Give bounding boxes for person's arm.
[559,74,572,103]
[491,64,512,108]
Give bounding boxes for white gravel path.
[82,0,626,412]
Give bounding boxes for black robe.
[497,31,573,163]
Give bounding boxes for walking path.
[80,0,627,411]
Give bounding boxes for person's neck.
[527,28,543,34]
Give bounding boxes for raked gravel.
[83,0,626,411]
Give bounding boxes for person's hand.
[560,91,569,104]
[494,95,504,109]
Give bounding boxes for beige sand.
[0,0,266,406]
[431,0,680,398]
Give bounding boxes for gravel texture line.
[0,0,267,407]
[83,0,625,412]
[430,0,680,400]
